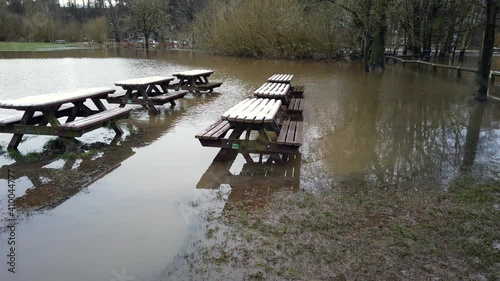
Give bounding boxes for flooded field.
[0,50,499,280]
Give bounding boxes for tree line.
[0,0,493,59]
[0,0,206,45]
[1,0,498,100]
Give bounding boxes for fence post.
[457,67,462,78]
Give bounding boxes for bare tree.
[130,0,165,49]
[476,0,499,101]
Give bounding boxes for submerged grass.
[174,178,500,280]
[6,138,99,163]
[0,42,86,52]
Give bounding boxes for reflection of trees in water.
[315,74,500,185]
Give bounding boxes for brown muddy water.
[0,49,499,281]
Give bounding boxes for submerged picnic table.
[108,76,188,114]
[171,69,223,93]
[0,87,131,151]
[254,82,303,115]
[268,74,294,84]
[268,73,305,97]
[196,98,303,163]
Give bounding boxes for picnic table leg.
[160,82,169,94]
[242,153,254,163]
[258,127,283,164]
[44,110,80,152]
[188,77,201,94]
[65,105,81,123]
[7,110,34,151]
[92,98,124,135]
[214,127,244,162]
[71,102,95,116]
[139,85,158,114]
[200,75,209,84]
[147,84,162,96]
[119,89,133,108]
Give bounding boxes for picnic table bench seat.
[290,85,305,97]
[170,81,223,93]
[0,104,75,126]
[148,91,188,106]
[107,91,188,106]
[277,120,303,146]
[58,107,131,135]
[107,92,127,99]
[195,81,223,93]
[287,98,304,114]
[195,120,231,140]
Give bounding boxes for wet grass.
[0,42,87,51]
[175,177,500,280]
[6,138,100,163]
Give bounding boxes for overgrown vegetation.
[172,178,500,280]
[193,0,353,59]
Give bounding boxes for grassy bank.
[0,42,89,52]
[172,178,500,280]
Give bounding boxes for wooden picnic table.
[109,76,188,114]
[268,74,294,83]
[0,87,131,151]
[196,98,303,163]
[254,82,291,101]
[254,82,304,115]
[171,69,223,93]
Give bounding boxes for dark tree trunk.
[451,33,460,63]
[145,34,150,50]
[403,31,408,56]
[363,35,371,72]
[369,26,386,70]
[476,0,499,101]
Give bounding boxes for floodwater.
[0,49,499,281]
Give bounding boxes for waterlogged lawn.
[0,42,87,51]
[171,178,500,280]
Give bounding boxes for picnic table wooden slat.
[252,99,281,123]
[209,122,231,140]
[0,87,115,110]
[268,73,294,83]
[172,69,214,77]
[285,121,297,145]
[234,99,267,122]
[59,108,130,129]
[196,120,225,138]
[114,76,174,86]
[244,99,272,123]
[225,100,255,121]
[294,121,304,146]
[254,83,289,98]
[202,120,230,139]
[277,120,290,144]
[221,98,255,120]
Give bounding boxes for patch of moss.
[60,149,98,160]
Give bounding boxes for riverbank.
[0,42,90,52]
[169,176,500,280]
